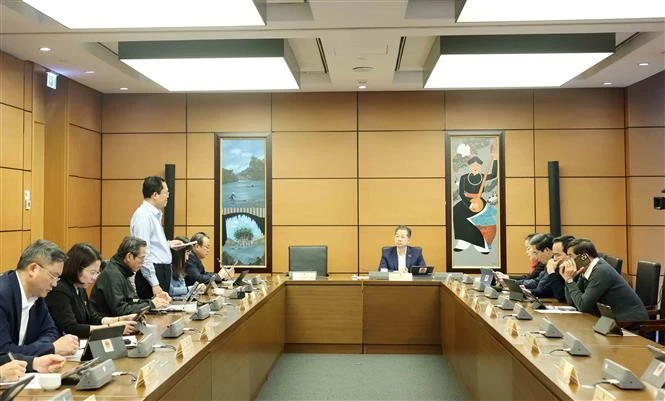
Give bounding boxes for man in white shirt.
[0,240,79,357]
[130,176,183,300]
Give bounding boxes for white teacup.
[39,373,61,390]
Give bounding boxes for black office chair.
[601,254,623,275]
[635,260,662,316]
[288,245,328,277]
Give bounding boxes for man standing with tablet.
[130,176,184,301]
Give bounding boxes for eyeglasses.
[83,269,100,277]
[37,264,61,283]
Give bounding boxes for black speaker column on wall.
[548,161,561,237]
[164,164,175,240]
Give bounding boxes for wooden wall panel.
[31,123,45,239]
[534,129,625,177]
[186,226,215,272]
[534,88,624,129]
[358,178,445,225]
[186,179,213,226]
[444,90,533,130]
[358,131,444,178]
[626,71,665,128]
[22,62,32,112]
[186,133,214,179]
[627,128,665,176]
[272,131,357,178]
[102,133,187,179]
[272,179,357,225]
[358,226,445,273]
[0,52,24,109]
[358,91,444,131]
[101,94,186,133]
[535,178,626,226]
[504,178,535,225]
[101,226,130,259]
[23,112,32,170]
[554,226,627,266]
[505,226,536,274]
[68,177,101,227]
[0,104,23,169]
[504,130,534,177]
[67,227,101,250]
[272,93,356,131]
[69,81,101,131]
[0,169,23,231]
[187,93,270,132]
[0,231,23,272]
[69,126,101,178]
[272,226,358,273]
[628,227,665,276]
[627,177,665,226]
[32,67,46,124]
[101,179,186,226]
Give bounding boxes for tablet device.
[82,325,126,361]
[0,375,34,401]
[408,266,434,275]
[133,305,151,322]
[479,268,494,286]
[172,281,199,303]
[233,270,249,287]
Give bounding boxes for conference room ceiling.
[0,0,663,93]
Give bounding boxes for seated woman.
[378,225,426,272]
[169,236,192,298]
[45,243,137,338]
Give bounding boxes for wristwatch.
[566,278,574,284]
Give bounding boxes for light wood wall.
[0,52,46,271]
[100,88,641,275]
[625,71,665,279]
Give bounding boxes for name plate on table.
[525,332,540,354]
[291,271,317,280]
[558,359,579,385]
[469,297,479,310]
[592,385,616,401]
[484,304,497,318]
[388,272,413,281]
[135,360,158,388]
[505,319,519,336]
[176,335,194,358]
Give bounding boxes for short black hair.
[116,236,147,259]
[524,233,538,241]
[191,232,209,246]
[467,156,483,165]
[142,176,166,199]
[553,235,576,253]
[394,225,412,237]
[529,233,553,252]
[567,238,599,258]
[62,243,102,284]
[17,240,67,270]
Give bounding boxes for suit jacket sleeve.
[565,268,612,313]
[413,249,426,267]
[45,290,92,338]
[0,303,57,357]
[378,251,389,270]
[184,259,212,286]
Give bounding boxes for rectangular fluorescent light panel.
[425,53,611,88]
[120,58,299,91]
[22,0,265,28]
[457,0,665,22]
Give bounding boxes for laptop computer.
[408,266,434,276]
[172,281,199,303]
[0,375,34,401]
[234,270,250,287]
[502,278,525,301]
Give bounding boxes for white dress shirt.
[397,249,407,272]
[16,276,38,345]
[130,200,172,287]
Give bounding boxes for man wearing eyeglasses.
[0,240,80,357]
[184,232,222,286]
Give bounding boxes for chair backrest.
[635,260,662,307]
[288,245,328,277]
[602,254,623,274]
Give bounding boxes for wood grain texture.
[186,133,214,179]
[626,128,665,176]
[0,104,23,169]
[187,93,270,133]
[445,90,533,130]
[0,52,24,109]
[358,91,444,131]
[504,178,535,226]
[272,179,357,225]
[102,94,186,133]
[68,126,101,179]
[534,88,624,129]
[272,131,357,178]
[504,129,534,177]
[627,177,665,226]
[67,176,101,227]
[286,285,363,344]
[69,81,101,132]
[272,92,357,132]
[626,71,665,128]
[102,133,187,179]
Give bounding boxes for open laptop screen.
[407,266,434,275]
[479,268,494,286]
[234,270,249,287]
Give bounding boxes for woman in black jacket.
[45,243,136,338]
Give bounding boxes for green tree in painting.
[222,168,239,184]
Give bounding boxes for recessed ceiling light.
[119,87,128,91]
[84,70,95,74]
[638,62,649,66]
[456,0,665,22]
[603,82,613,86]
[22,0,266,28]
[39,47,51,52]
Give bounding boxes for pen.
[7,352,15,361]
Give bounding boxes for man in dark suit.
[184,232,220,285]
[378,225,427,272]
[0,240,79,357]
[560,238,648,322]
